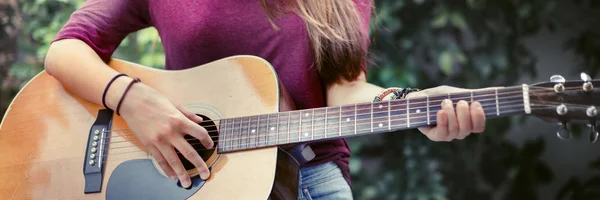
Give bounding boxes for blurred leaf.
[431,11,448,28]
[439,51,453,75]
[449,12,467,30]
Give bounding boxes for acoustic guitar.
[0,55,598,200]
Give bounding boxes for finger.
[456,100,472,139]
[147,145,177,180]
[422,109,448,142]
[471,101,486,133]
[157,143,191,188]
[182,120,214,149]
[177,104,203,124]
[441,99,458,141]
[173,136,211,180]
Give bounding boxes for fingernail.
[200,171,210,180]
[181,179,191,188]
[442,99,452,105]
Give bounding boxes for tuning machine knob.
[581,72,594,92]
[589,123,598,143]
[551,75,566,93]
[557,122,572,140]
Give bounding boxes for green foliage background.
[1,0,599,199]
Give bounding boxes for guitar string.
[106,99,596,159]
[105,98,594,154]
[103,103,559,159]
[106,100,539,152]
[96,88,593,156]
[101,84,585,131]
[101,87,546,136]
[102,87,573,141]
[106,99,525,148]
[104,92,529,143]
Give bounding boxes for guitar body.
[0,56,303,199]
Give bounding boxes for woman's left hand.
[406,86,487,142]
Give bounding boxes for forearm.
[44,39,135,110]
[326,73,384,107]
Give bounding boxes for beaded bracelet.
[373,87,420,102]
[116,77,141,116]
[102,74,128,110]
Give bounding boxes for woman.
[44,0,486,199]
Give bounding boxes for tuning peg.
[551,75,566,93]
[581,72,592,82]
[557,123,572,140]
[551,75,566,83]
[581,72,594,92]
[589,123,598,143]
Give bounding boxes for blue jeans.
[297,161,354,200]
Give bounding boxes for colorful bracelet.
[373,87,420,102]
[102,74,128,110]
[116,77,141,116]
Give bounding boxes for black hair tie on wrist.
[102,73,128,110]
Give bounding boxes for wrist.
[104,76,135,110]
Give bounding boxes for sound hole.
[177,114,219,171]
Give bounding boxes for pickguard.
[106,159,205,200]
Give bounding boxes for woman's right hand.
[116,82,213,188]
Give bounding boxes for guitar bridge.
[83,109,114,193]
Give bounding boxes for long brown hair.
[261,0,370,86]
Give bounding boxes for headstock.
[528,72,600,143]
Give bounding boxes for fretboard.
[217,85,530,153]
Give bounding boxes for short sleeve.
[53,0,152,62]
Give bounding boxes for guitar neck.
[217,85,531,153]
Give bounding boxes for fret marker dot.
[346,118,350,122]
[379,123,383,127]
[379,105,383,109]
[305,113,309,117]
[271,127,275,131]
[416,109,421,113]
[251,129,256,133]
[304,133,309,137]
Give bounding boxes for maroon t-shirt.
[53,0,372,185]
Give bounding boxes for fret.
[257,114,269,147]
[370,103,373,132]
[473,89,498,116]
[389,100,408,129]
[495,88,499,116]
[354,104,357,135]
[231,117,241,151]
[340,105,356,136]
[496,87,526,117]
[407,98,429,127]
[218,119,227,152]
[449,92,472,104]
[406,99,410,128]
[426,96,430,125]
[427,95,446,124]
[388,101,391,130]
[324,108,328,138]
[267,113,278,146]
[372,101,389,132]
[277,112,291,145]
[338,106,342,136]
[325,107,340,139]
[356,103,372,135]
[300,110,313,142]
[288,112,301,143]
[248,115,259,148]
[311,109,315,140]
[312,108,327,140]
